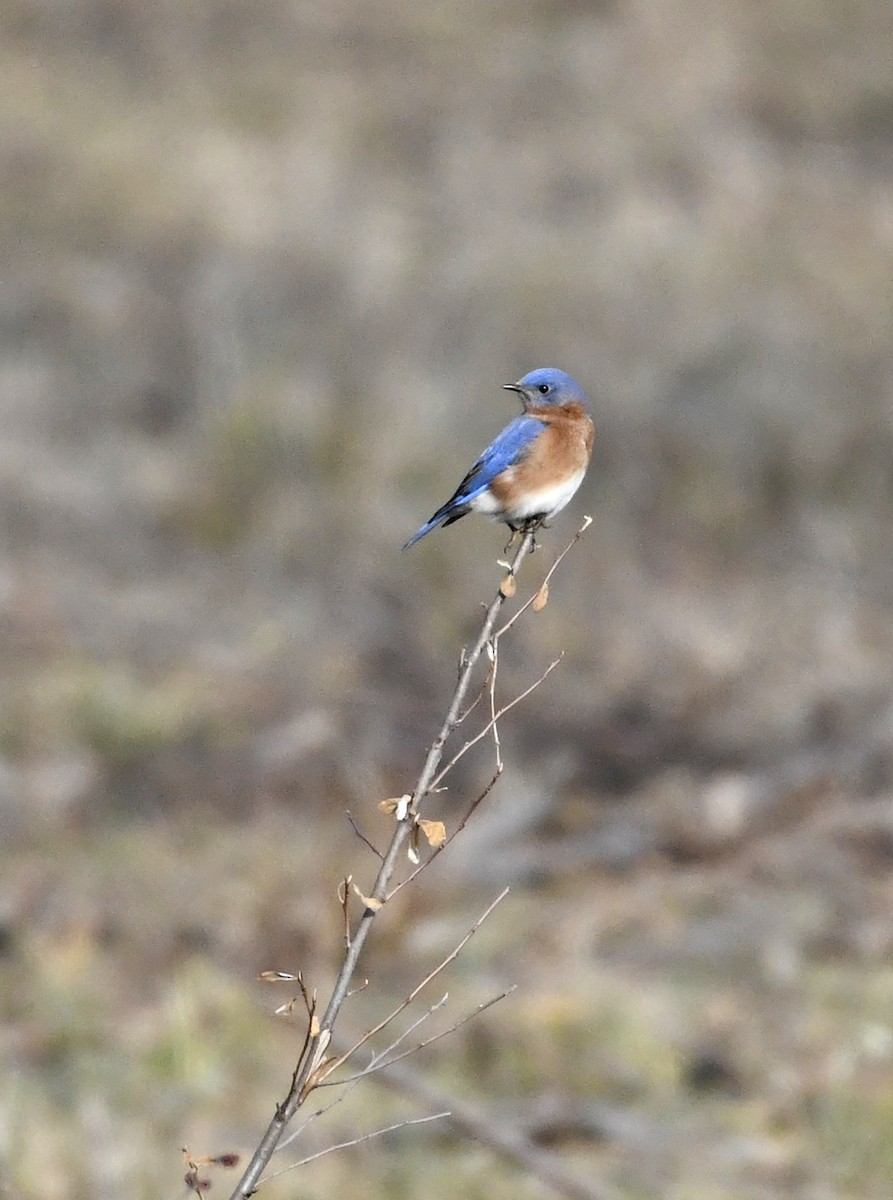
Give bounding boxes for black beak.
[502,382,523,394]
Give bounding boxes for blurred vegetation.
[1,0,893,1197]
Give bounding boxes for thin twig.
[276,1092,341,1153]
[278,995,452,1153]
[273,889,508,1157]
[495,517,592,639]
[314,888,509,1084]
[428,656,563,791]
[263,1113,451,1182]
[367,993,452,1067]
[338,878,352,950]
[454,650,496,726]
[346,810,384,860]
[385,767,503,900]
[454,675,491,726]
[487,637,503,770]
[330,988,516,1086]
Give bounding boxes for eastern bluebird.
[403,368,594,550]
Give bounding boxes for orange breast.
[489,403,594,512]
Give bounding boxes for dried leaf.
[303,1053,336,1092]
[351,882,383,911]
[259,970,299,982]
[532,581,549,612]
[379,794,413,819]
[303,1029,333,1087]
[417,818,446,847]
[500,574,517,597]
[407,843,420,864]
[309,1014,320,1036]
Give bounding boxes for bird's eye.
[538,383,550,394]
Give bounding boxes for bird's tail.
[402,499,469,549]
[402,514,445,550]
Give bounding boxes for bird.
[403,367,594,550]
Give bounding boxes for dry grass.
[1,0,893,1197]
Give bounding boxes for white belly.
[471,467,586,522]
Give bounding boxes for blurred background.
[2,1,893,1197]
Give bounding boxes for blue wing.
[447,414,542,505]
[403,415,542,549]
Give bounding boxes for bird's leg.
[503,517,545,555]
[523,517,543,553]
[502,526,521,555]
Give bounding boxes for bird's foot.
[502,527,521,555]
[523,518,545,553]
[503,519,544,555]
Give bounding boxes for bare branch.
[454,672,491,726]
[385,767,503,900]
[345,810,384,860]
[227,519,593,1199]
[315,888,510,1084]
[296,975,315,1021]
[338,878,352,949]
[367,992,451,1066]
[278,996,452,1154]
[330,987,516,1086]
[487,637,503,771]
[428,656,563,791]
[495,517,592,640]
[263,1113,451,1182]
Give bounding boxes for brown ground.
[2,2,893,1198]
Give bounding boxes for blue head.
[503,367,590,411]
